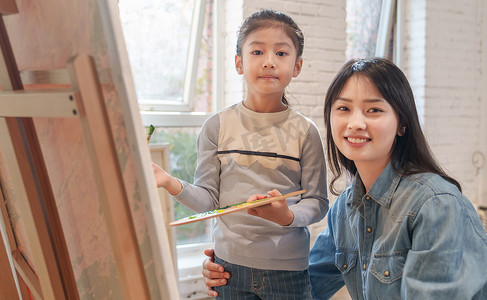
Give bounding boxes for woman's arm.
[201,248,230,297]
[402,193,487,299]
[309,203,346,299]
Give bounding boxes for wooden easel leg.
[0,14,79,300]
[0,190,20,300]
[67,54,151,300]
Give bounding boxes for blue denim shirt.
[309,163,487,299]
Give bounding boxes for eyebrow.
[335,97,387,103]
[248,41,292,48]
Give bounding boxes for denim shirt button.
[365,196,371,200]
[363,264,367,270]
[343,264,348,270]
[384,270,390,277]
[367,227,372,233]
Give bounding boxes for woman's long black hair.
[324,58,461,195]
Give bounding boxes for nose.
[263,53,276,69]
[348,111,366,130]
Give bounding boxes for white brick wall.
[403,0,485,204]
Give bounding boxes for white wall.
[403,0,486,205]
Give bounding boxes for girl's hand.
[247,189,295,226]
[202,248,230,297]
[151,162,182,195]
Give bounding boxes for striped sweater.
[174,101,328,270]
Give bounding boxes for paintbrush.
[146,124,155,144]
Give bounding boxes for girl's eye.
[252,50,263,55]
[276,51,287,57]
[336,106,349,111]
[368,108,383,113]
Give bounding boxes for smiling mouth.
[346,137,369,143]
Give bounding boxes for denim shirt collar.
[347,162,402,209]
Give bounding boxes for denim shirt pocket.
[370,250,407,284]
[335,249,357,275]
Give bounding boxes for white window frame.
[140,0,224,128]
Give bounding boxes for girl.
[153,9,328,299]
[202,58,487,299]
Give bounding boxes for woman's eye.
[368,108,383,113]
[252,50,263,55]
[276,51,287,56]
[336,106,349,111]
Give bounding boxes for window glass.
[119,0,214,113]
[119,0,194,103]
[346,0,383,59]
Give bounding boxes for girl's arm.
[152,162,183,195]
[170,115,221,213]
[288,122,328,226]
[401,193,487,299]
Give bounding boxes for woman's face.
[330,75,401,171]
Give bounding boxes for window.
[346,0,402,65]
[119,0,217,115]
[346,0,383,59]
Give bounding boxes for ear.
[398,126,406,136]
[235,54,243,75]
[293,58,303,77]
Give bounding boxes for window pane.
[119,0,194,102]
[346,0,383,59]
[149,126,213,245]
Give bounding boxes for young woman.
[153,9,328,299]
[202,58,487,299]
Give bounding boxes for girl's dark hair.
[236,9,304,106]
[324,57,461,195]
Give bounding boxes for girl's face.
[330,75,402,171]
[235,26,302,100]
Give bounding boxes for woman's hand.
[151,162,182,195]
[202,248,230,297]
[247,189,295,226]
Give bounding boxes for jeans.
[214,256,311,300]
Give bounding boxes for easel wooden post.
[0,2,79,298]
[67,54,151,299]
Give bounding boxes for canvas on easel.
[0,0,179,299]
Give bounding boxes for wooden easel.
[0,0,179,299]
